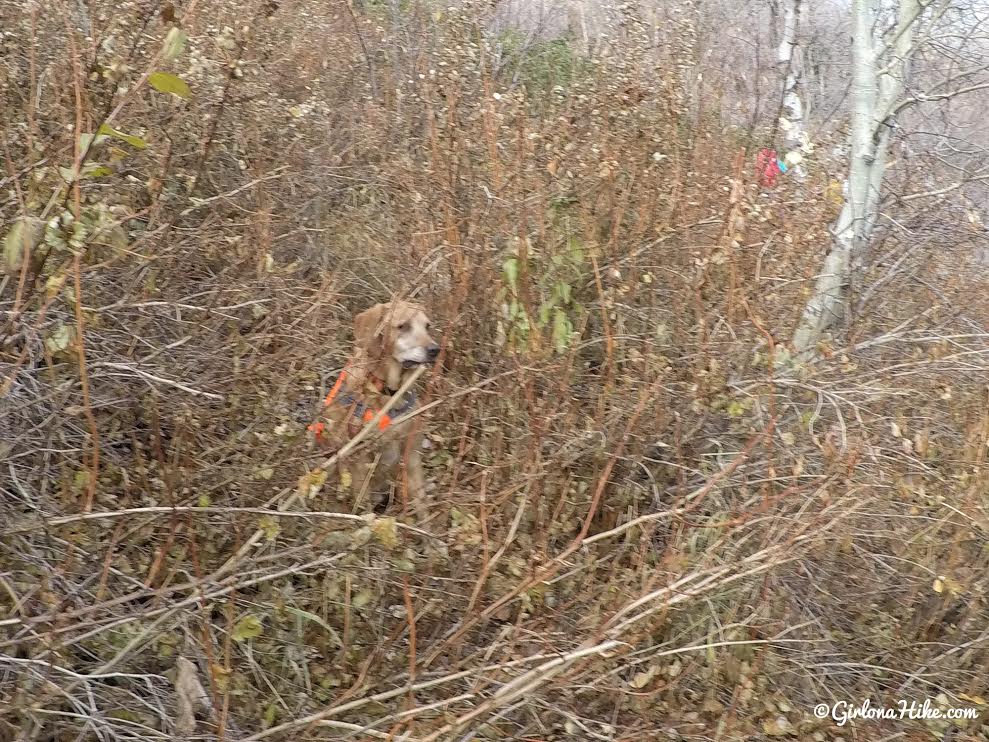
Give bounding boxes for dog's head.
[354,300,439,369]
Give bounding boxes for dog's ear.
[354,303,388,355]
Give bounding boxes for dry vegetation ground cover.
[1,1,988,740]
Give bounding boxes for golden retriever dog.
[309,300,439,515]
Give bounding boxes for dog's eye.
[397,322,409,332]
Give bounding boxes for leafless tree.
[793,0,989,355]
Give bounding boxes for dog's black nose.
[426,344,440,361]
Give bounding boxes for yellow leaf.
[210,663,230,691]
[726,400,748,418]
[628,665,659,689]
[825,180,844,206]
[148,71,191,99]
[72,470,91,493]
[933,577,944,594]
[45,271,68,298]
[351,589,373,609]
[298,469,328,498]
[232,614,263,642]
[958,693,987,706]
[943,576,964,596]
[371,517,398,549]
[259,515,280,542]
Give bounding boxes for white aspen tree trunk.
[791,0,920,356]
[777,0,806,176]
[568,0,589,54]
[862,0,922,243]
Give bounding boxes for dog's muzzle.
[402,344,440,368]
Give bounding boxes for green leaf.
[78,132,108,152]
[502,256,519,292]
[507,301,529,332]
[232,614,263,642]
[538,301,552,327]
[99,224,130,251]
[58,162,113,183]
[552,308,571,354]
[97,124,147,149]
[44,220,67,251]
[261,702,278,729]
[567,236,584,264]
[148,71,191,99]
[45,324,74,354]
[554,280,572,304]
[162,28,188,61]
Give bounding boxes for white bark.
[792,0,921,356]
[863,0,923,241]
[777,0,806,175]
[568,0,589,53]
